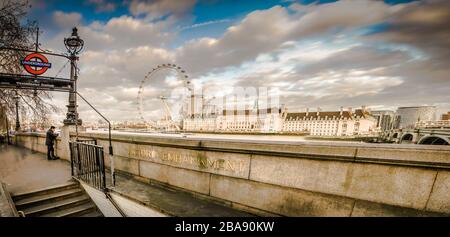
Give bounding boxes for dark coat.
[45,129,58,146]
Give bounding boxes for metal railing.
[75,91,115,186]
[69,141,106,191]
[76,138,97,145]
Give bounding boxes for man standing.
[46,126,59,160]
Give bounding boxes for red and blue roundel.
[21,53,52,75]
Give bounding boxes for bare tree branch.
[0,0,58,131]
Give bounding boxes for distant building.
[371,110,395,132]
[219,108,286,133]
[442,112,450,120]
[182,114,217,132]
[395,106,436,129]
[182,107,287,133]
[282,106,377,136]
[415,120,450,129]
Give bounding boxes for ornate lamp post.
[63,27,84,126]
[14,91,20,131]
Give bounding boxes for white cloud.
[44,0,450,121]
[128,0,196,20]
[86,0,117,13]
[175,0,401,76]
[47,15,173,53]
[53,11,82,29]
[179,19,231,31]
[78,46,175,88]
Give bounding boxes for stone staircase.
[12,182,103,217]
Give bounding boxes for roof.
[285,109,372,120]
[222,108,280,116]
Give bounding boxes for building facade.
[183,106,378,136]
[282,107,377,136]
[395,106,436,129]
[182,107,286,133]
[182,115,217,132]
[371,110,395,132]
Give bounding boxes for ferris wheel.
[137,63,191,124]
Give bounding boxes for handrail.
[105,191,127,217]
[71,177,126,217]
[75,91,115,186]
[69,141,106,191]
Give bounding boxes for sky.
[16,0,450,122]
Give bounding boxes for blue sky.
[31,0,416,45]
[20,0,450,122]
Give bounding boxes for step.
[14,188,84,210]
[79,210,104,218]
[21,195,91,217]
[12,182,79,202]
[40,203,98,217]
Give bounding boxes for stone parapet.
[15,132,450,216]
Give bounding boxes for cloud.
[52,11,82,29]
[44,0,450,122]
[128,0,196,20]
[298,45,412,76]
[175,6,294,76]
[85,0,117,13]
[192,41,407,111]
[78,46,174,88]
[179,19,231,31]
[175,0,401,76]
[47,15,173,53]
[288,0,402,37]
[368,0,450,70]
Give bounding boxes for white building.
[282,107,377,136]
[182,107,286,133]
[182,115,217,132]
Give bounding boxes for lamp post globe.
[64,27,84,55]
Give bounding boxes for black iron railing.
[69,141,106,191]
[76,138,97,145]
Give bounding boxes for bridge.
[384,128,450,145]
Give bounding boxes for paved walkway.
[0,144,253,216]
[110,174,254,217]
[0,144,72,194]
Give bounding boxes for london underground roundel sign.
[21,53,52,75]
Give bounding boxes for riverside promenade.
[2,131,450,217]
[0,143,252,217]
[0,144,71,194]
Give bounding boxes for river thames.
[85,129,367,144]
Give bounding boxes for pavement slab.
[0,144,254,217]
[0,144,72,194]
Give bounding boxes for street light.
[14,91,20,131]
[64,27,84,54]
[63,27,83,126]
